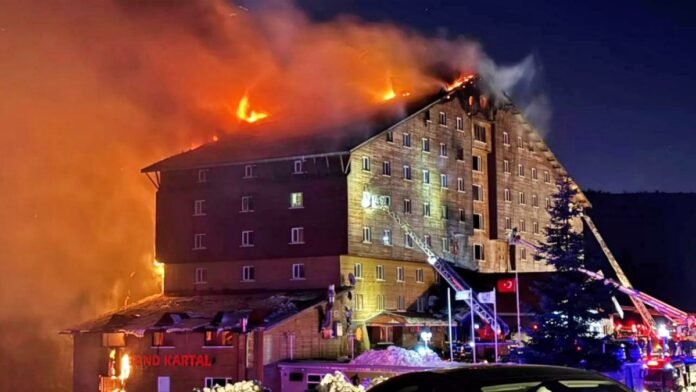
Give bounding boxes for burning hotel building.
[64,77,586,392]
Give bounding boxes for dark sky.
[297,0,696,193]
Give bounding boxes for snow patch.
[351,346,445,367]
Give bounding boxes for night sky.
[298,0,696,193]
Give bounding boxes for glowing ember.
[444,74,474,91]
[236,93,268,123]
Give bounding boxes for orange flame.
[445,74,475,91]
[119,353,131,382]
[236,93,268,123]
[153,259,164,293]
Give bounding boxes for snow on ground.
[351,346,445,367]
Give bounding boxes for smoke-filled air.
[0,0,540,389]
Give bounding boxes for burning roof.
[61,289,337,337]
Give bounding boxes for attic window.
[197,169,209,183]
[386,131,394,143]
[424,110,431,123]
[204,330,234,347]
[244,165,256,178]
[438,112,447,126]
[293,160,304,174]
[152,331,175,347]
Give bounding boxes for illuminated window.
[376,295,384,310]
[396,266,405,282]
[403,165,412,180]
[241,196,254,212]
[439,111,447,126]
[244,164,256,178]
[397,295,406,311]
[504,160,511,174]
[403,132,411,147]
[422,169,430,184]
[193,234,207,250]
[242,265,255,281]
[440,173,448,188]
[424,234,432,247]
[152,331,174,347]
[376,265,385,281]
[356,294,364,310]
[204,332,233,347]
[532,167,538,180]
[195,267,207,283]
[197,169,209,183]
[293,160,304,174]
[362,227,372,243]
[473,214,483,230]
[439,143,448,157]
[290,227,304,244]
[503,132,510,146]
[544,170,551,183]
[457,177,464,192]
[361,156,370,171]
[403,198,412,214]
[354,263,363,279]
[473,244,485,261]
[473,124,487,143]
[472,184,483,201]
[456,116,464,131]
[545,197,551,209]
[193,199,207,216]
[441,237,450,253]
[423,202,431,217]
[386,131,394,143]
[292,263,305,280]
[533,221,540,234]
[504,188,511,202]
[205,377,234,387]
[421,138,430,152]
[290,192,303,208]
[532,194,539,208]
[404,234,414,248]
[382,161,391,176]
[416,268,424,283]
[241,230,254,247]
[383,229,392,246]
[473,155,482,172]
[505,217,512,230]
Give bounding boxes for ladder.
[368,194,510,334]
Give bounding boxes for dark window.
[473,124,487,143]
[473,214,483,230]
[386,131,394,143]
[456,148,464,161]
[472,156,482,171]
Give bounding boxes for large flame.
[119,353,131,382]
[153,259,165,293]
[444,74,475,91]
[236,93,269,124]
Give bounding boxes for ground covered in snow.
[351,346,445,367]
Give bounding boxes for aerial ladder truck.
[361,191,510,335]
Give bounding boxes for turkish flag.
[497,278,516,293]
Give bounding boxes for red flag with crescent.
[497,278,516,293]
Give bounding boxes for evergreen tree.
[521,177,619,371]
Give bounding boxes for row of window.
[194,263,306,284]
[356,229,486,260]
[353,293,427,312]
[502,132,533,151]
[192,192,304,216]
[502,160,553,183]
[503,189,551,209]
[353,263,424,283]
[503,217,542,235]
[363,155,483,180]
[192,227,305,250]
[197,159,317,184]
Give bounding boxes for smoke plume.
[0,1,539,389]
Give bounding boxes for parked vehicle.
[643,356,696,392]
[368,363,631,391]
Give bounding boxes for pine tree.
[521,177,620,371]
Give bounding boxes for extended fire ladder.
[364,192,510,334]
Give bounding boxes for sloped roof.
[62,290,334,336]
[366,311,450,327]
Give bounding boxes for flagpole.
[469,290,476,364]
[447,287,454,362]
[493,288,498,363]
[515,271,521,345]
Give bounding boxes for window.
[193,200,207,216]
[504,160,510,174]
[519,192,526,205]
[403,132,411,147]
[242,265,255,281]
[473,124,487,143]
[244,164,255,178]
[424,110,431,122]
[152,331,174,347]
[403,198,412,214]
[382,229,392,246]
[193,233,207,250]
[532,194,539,208]
[517,136,523,149]
[441,237,450,253]
[520,247,527,261]
[439,143,448,157]
[424,234,432,247]
[519,219,527,232]
[204,377,233,388]
[376,295,385,310]
[197,169,209,183]
[422,169,430,184]
[505,217,512,230]
[195,267,207,283]
[440,173,448,188]
[473,214,483,230]
[362,226,372,243]
[386,130,394,143]
[518,164,525,177]
[376,265,385,281]
[292,263,305,280]
[293,160,304,174]
[472,184,483,201]
[355,294,364,310]
[241,230,254,247]
[533,221,540,234]
[421,138,430,152]
[504,188,511,202]
[545,197,551,209]
[474,244,485,261]
[456,147,464,161]
[459,209,466,222]
[423,202,431,217]
[544,170,551,183]
[241,196,254,212]
[472,155,482,172]
[404,234,414,248]
[403,165,412,180]
[290,227,304,244]
[416,268,424,283]
[354,263,363,279]
[416,297,426,313]
[441,205,449,219]
[438,111,447,126]
[382,161,391,176]
[456,116,463,131]
[503,132,510,146]
[532,167,538,180]
[158,376,171,392]
[290,192,303,208]
[397,295,406,311]
[361,156,370,171]
[396,266,405,282]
